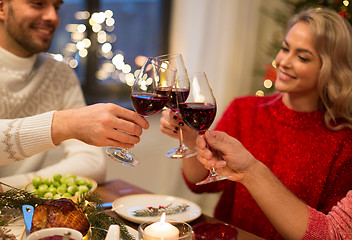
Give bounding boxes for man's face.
[0,0,63,57]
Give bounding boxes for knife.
[22,205,34,238]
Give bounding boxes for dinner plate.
[112,194,202,224]
[19,225,138,240]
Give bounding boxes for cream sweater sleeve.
[0,111,56,165]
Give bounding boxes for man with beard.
[0,0,149,191]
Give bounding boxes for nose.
[276,52,292,69]
[42,6,60,24]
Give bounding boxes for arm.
[197,130,309,240]
[159,109,208,183]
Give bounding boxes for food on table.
[29,174,93,199]
[38,236,75,240]
[31,198,90,236]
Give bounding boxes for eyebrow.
[283,39,314,57]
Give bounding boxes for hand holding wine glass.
[177,72,232,185]
[106,58,176,167]
[155,53,197,159]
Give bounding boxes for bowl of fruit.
[24,173,97,202]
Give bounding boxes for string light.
[59,9,139,83]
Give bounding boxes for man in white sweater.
[0,0,149,190]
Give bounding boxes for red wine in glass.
[106,57,176,167]
[177,103,216,134]
[131,92,170,116]
[177,72,232,185]
[163,88,190,111]
[155,53,196,159]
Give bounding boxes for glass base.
[196,171,232,185]
[166,145,197,159]
[106,147,139,167]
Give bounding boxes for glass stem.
[178,128,185,147]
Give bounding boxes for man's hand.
[52,103,149,148]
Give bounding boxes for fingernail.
[175,127,179,131]
[173,116,178,120]
[173,130,178,134]
[178,122,184,126]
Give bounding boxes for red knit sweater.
[184,94,352,239]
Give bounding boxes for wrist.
[52,109,72,145]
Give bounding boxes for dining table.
[96,179,264,240]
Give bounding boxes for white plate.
[112,194,202,224]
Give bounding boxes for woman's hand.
[196,130,258,183]
[159,109,197,149]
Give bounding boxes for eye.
[298,56,309,62]
[280,46,289,52]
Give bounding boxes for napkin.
[105,225,120,240]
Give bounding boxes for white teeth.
[37,29,50,34]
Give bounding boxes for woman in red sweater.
[160,7,352,239]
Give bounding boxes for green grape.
[42,177,52,186]
[57,184,67,195]
[52,181,60,188]
[62,192,72,198]
[76,178,88,186]
[65,177,76,186]
[67,185,79,195]
[53,194,62,199]
[78,185,89,193]
[32,176,42,188]
[53,173,62,182]
[37,184,49,197]
[44,192,53,199]
[47,186,57,195]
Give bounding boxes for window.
[49,0,170,108]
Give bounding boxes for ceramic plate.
[112,194,202,224]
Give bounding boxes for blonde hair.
[288,7,352,130]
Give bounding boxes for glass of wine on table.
[106,58,176,167]
[177,72,232,185]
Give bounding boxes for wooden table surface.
[96,179,264,240]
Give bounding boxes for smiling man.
[0,0,149,191]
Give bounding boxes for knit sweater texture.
[0,47,106,190]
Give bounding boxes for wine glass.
[106,58,176,167]
[155,53,197,159]
[176,72,232,185]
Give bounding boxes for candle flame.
[160,212,166,223]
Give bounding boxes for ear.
[0,0,4,21]
[0,0,7,21]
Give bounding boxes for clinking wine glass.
[177,72,232,185]
[155,53,197,159]
[106,58,176,167]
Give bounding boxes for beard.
[6,4,54,55]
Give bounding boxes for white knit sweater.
[0,48,106,190]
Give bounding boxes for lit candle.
[143,213,180,240]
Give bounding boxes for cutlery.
[22,205,34,238]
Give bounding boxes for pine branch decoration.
[0,182,44,209]
[132,203,190,217]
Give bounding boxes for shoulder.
[39,53,76,75]
[226,93,281,111]
[38,53,80,86]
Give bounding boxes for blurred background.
[46,0,351,215]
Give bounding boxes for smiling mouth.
[278,70,296,81]
[36,29,51,35]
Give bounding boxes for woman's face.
[275,22,322,99]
